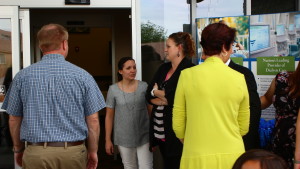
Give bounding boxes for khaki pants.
[23,144,87,169]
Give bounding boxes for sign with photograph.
[196,11,300,120]
[196,11,300,60]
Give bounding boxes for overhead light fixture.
[65,0,90,5]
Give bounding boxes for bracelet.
[294,159,300,164]
[151,88,158,97]
[12,147,25,153]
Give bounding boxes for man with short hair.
[2,23,105,169]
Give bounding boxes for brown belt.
[27,141,84,147]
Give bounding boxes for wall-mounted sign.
[231,57,243,66]
[257,56,295,75]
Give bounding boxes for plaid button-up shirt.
[2,54,105,142]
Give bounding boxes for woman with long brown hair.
[146,32,195,169]
[105,57,153,169]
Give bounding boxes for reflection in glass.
[141,0,190,40]
[140,0,191,83]
[196,0,243,18]
[0,18,14,169]
[0,19,12,89]
[0,84,6,102]
[20,19,24,69]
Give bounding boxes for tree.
[235,16,249,35]
[141,21,167,43]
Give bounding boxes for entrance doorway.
[30,8,131,169]
[30,8,132,88]
[0,8,131,169]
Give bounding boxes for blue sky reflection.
[197,0,243,18]
[141,0,243,35]
[141,0,189,36]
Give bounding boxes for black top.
[146,57,194,156]
[229,60,261,150]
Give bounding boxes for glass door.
[0,6,21,169]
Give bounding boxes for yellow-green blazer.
[173,56,250,169]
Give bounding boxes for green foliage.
[141,21,167,43]
[235,16,249,35]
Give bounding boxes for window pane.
[196,0,243,18]
[141,0,190,37]
[0,18,14,169]
[0,19,12,91]
[140,0,190,84]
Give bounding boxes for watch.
[12,147,25,153]
[151,88,157,97]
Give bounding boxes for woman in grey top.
[105,57,153,169]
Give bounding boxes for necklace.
[121,80,137,111]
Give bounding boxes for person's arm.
[147,104,153,116]
[237,77,250,136]
[105,107,114,156]
[172,73,186,142]
[294,108,300,169]
[86,112,100,169]
[152,83,168,104]
[153,90,168,104]
[146,66,163,104]
[236,43,244,50]
[9,115,24,167]
[150,98,168,106]
[260,78,276,109]
[153,87,165,99]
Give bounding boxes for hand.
[152,83,166,100]
[105,140,114,155]
[179,138,184,144]
[15,152,23,167]
[86,152,98,169]
[236,43,244,50]
[295,163,300,169]
[151,98,168,106]
[153,83,158,90]
[157,90,166,98]
[160,98,168,105]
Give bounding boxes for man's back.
[2,23,105,169]
[4,53,105,143]
[228,60,261,150]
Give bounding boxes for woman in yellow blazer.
[172,23,250,169]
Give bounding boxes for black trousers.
[158,140,181,169]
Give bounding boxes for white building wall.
[0,0,131,8]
